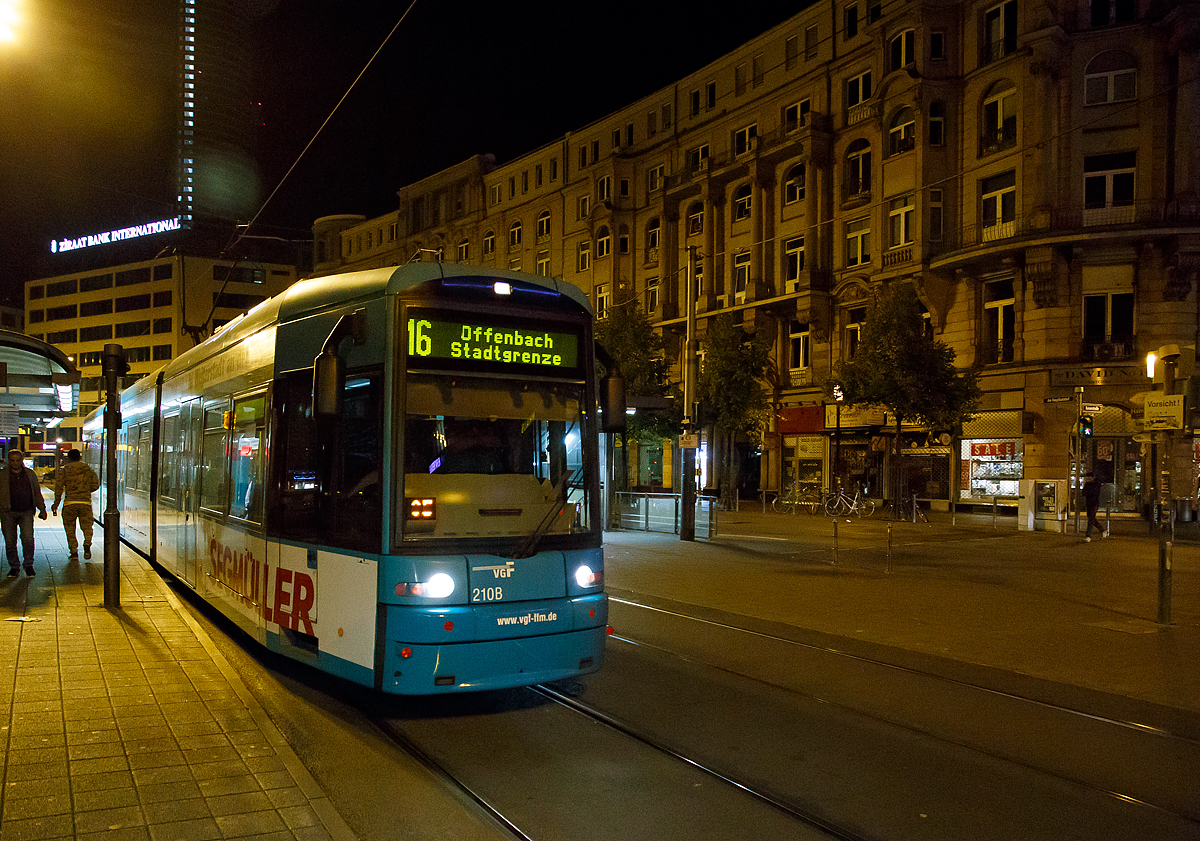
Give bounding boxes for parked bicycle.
[881,494,929,523]
[773,485,825,514]
[824,486,875,518]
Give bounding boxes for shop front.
[960,410,1024,503]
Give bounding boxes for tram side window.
[123,422,152,493]
[231,394,266,523]
[200,403,230,512]
[159,415,177,501]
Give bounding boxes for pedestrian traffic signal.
[1079,415,1093,436]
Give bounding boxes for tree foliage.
[829,284,981,432]
[595,300,677,440]
[697,313,772,439]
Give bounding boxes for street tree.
[697,313,772,502]
[828,284,981,502]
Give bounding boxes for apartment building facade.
[25,255,298,443]
[310,0,1200,513]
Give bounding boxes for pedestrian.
[51,448,101,561]
[0,448,49,576]
[1082,473,1106,542]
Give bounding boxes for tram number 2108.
[473,587,504,602]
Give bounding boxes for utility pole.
[681,247,699,541]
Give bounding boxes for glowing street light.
[0,0,21,44]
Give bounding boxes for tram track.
[607,593,1200,829]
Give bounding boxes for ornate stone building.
[312,0,1200,512]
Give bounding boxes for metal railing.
[615,491,716,538]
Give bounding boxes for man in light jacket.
[0,449,49,576]
[52,448,101,561]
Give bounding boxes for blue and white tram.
[84,264,617,693]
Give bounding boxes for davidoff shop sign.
[1050,365,1148,387]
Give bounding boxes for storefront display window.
[962,438,1023,499]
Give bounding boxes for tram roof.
[0,330,79,433]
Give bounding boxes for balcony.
[883,246,913,268]
[979,124,1017,157]
[847,100,879,127]
[1082,336,1135,362]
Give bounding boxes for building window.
[645,276,659,312]
[1085,51,1137,105]
[618,225,630,254]
[646,219,661,263]
[982,279,1015,363]
[490,184,501,206]
[662,103,672,128]
[620,178,630,199]
[846,139,872,199]
[509,221,522,249]
[805,24,819,59]
[1083,291,1134,357]
[457,239,469,262]
[550,158,558,180]
[153,345,172,361]
[929,189,944,241]
[535,164,543,187]
[982,0,1017,64]
[579,144,588,169]
[536,251,550,276]
[536,210,551,241]
[846,306,867,357]
[613,128,622,149]
[732,184,752,221]
[846,217,871,266]
[981,170,1017,241]
[890,29,916,71]
[596,284,610,319]
[790,320,811,370]
[153,318,172,334]
[690,88,701,117]
[784,164,806,205]
[1091,0,1136,27]
[509,256,522,272]
[687,203,704,236]
[733,252,751,303]
[888,107,916,155]
[647,164,664,193]
[648,109,658,136]
[785,35,799,70]
[1084,151,1136,225]
[578,194,591,220]
[785,99,811,133]
[597,176,611,202]
[735,63,747,97]
[706,81,716,110]
[846,70,872,108]
[734,123,758,156]
[784,237,805,293]
[930,30,946,60]
[889,196,914,247]
[928,101,945,146]
[981,83,1017,155]
[578,241,592,272]
[844,2,859,39]
[483,230,495,257]
[689,145,710,172]
[596,227,611,259]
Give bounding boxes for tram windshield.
[402,375,595,542]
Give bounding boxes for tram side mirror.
[600,374,627,433]
[313,350,345,418]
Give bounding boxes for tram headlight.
[395,572,456,599]
[574,565,602,588]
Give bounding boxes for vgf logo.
[473,561,515,579]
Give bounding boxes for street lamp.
[0,0,21,44]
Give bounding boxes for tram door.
[177,399,202,587]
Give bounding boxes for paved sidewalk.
[0,503,356,841]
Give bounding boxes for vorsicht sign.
[1144,393,1185,430]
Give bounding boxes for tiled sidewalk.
[0,509,356,841]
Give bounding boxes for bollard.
[832,517,838,566]
[992,495,998,530]
[887,521,892,573]
[912,493,918,524]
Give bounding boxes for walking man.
[51,448,101,561]
[0,449,49,576]
[1082,473,1106,542]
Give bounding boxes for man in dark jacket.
[1082,473,1105,542]
[0,449,49,576]
[52,449,101,561]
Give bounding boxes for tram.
[83,264,620,694]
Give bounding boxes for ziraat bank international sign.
[50,217,182,254]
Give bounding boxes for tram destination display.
[406,311,580,372]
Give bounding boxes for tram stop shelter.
[0,329,80,445]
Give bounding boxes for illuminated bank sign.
[406,312,579,371]
[50,216,182,254]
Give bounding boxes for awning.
[0,330,80,435]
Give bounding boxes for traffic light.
[1079,415,1093,437]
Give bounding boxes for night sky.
[0,0,806,304]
